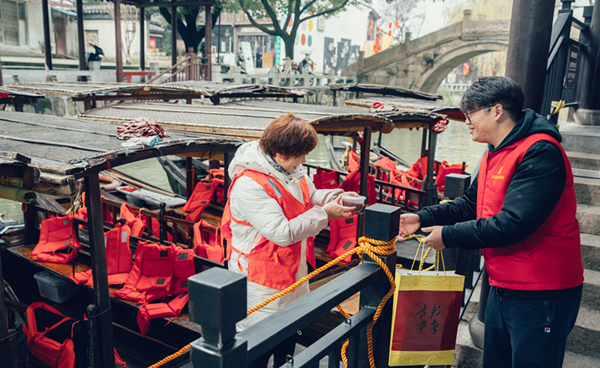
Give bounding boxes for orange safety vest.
[181,180,217,223]
[32,214,81,264]
[221,170,316,290]
[193,219,224,264]
[113,242,177,304]
[326,215,358,263]
[70,223,133,286]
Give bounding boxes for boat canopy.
[0,111,244,196]
[345,96,466,122]
[77,100,449,139]
[6,81,310,107]
[161,81,312,100]
[329,83,442,101]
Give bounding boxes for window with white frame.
[0,0,27,46]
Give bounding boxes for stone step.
[454,303,600,367]
[560,123,600,155]
[575,176,600,206]
[567,151,600,171]
[567,307,600,358]
[576,204,600,236]
[581,233,600,272]
[582,268,600,311]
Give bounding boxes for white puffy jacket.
[228,141,343,330]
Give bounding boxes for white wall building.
[286,4,378,75]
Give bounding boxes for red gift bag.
[388,245,464,366]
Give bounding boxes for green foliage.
[234,0,368,59]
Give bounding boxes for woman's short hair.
[259,112,319,158]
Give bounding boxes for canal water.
[0,119,484,222]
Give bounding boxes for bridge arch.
[416,41,509,93]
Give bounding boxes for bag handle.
[408,235,447,279]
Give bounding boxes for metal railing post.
[355,203,400,368]
[189,268,248,368]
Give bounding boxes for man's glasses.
[465,105,497,123]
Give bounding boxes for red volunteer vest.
[477,133,583,290]
[222,170,315,290]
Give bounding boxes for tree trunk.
[283,35,295,61]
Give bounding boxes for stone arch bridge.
[343,13,510,93]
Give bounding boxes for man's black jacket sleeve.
[417,141,566,249]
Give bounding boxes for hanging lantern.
[370,20,374,27]
[377,27,380,33]
[389,30,392,37]
[370,26,373,34]
[396,20,399,28]
[389,22,392,30]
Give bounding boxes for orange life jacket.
[326,215,358,263]
[136,292,189,338]
[23,302,78,368]
[120,203,145,237]
[23,302,125,368]
[32,214,81,264]
[313,167,340,190]
[221,170,315,290]
[435,161,467,192]
[347,150,360,172]
[209,168,226,203]
[69,223,133,286]
[193,219,224,264]
[120,202,173,242]
[168,247,196,296]
[181,180,217,222]
[340,170,378,205]
[113,242,177,304]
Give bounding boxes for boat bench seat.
[7,244,201,334]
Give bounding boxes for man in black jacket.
[397,77,583,368]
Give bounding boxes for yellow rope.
[147,236,396,368]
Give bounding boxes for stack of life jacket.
[69,222,133,287]
[136,247,195,337]
[340,170,378,205]
[313,167,340,190]
[32,214,81,264]
[326,215,358,263]
[23,302,125,368]
[181,180,218,223]
[193,219,224,264]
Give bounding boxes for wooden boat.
[0,110,246,367]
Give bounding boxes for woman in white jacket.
[222,112,355,367]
